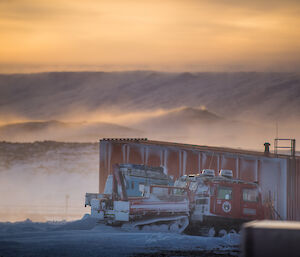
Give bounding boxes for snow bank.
[53,215,99,231]
[0,216,240,256]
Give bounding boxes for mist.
[0,71,299,222]
[0,142,99,222]
[1,71,299,121]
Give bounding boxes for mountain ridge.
[0,71,299,122]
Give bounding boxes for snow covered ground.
[0,215,240,257]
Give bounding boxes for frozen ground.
[0,215,240,257]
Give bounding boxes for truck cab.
[176,169,264,235]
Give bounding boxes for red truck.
[85,165,265,236]
[175,169,264,236]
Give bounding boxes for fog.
[0,105,299,150]
[1,71,299,122]
[0,142,99,222]
[0,71,299,222]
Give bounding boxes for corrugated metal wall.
[287,158,300,220]
[99,139,300,220]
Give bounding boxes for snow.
[1,72,300,149]
[0,71,299,122]
[0,215,240,257]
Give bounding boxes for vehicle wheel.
[142,225,151,231]
[170,223,179,232]
[160,224,169,232]
[218,229,227,237]
[229,229,237,234]
[208,227,216,237]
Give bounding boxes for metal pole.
[291,139,296,157]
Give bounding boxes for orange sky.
[0,0,300,73]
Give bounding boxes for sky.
[0,0,300,73]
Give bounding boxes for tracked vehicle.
[175,169,264,236]
[85,164,264,236]
[85,164,190,233]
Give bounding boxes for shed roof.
[101,138,299,160]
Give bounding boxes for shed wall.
[99,140,299,220]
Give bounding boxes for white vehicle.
[85,164,189,232]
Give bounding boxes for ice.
[0,215,240,256]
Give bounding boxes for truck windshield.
[217,186,232,200]
[189,181,198,191]
[243,188,259,202]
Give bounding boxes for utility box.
[242,220,300,257]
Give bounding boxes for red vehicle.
[175,169,265,236]
[85,164,190,233]
[86,164,265,236]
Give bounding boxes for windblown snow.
[0,71,298,256]
[0,142,99,222]
[0,215,240,257]
[0,71,299,148]
[0,71,299,121]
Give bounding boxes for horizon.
[1,69,300,75]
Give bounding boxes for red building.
[99,138,300,221]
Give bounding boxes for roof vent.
[202,169,215,177]
[219,169,233,179]
[264,142,270,154]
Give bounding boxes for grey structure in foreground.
[242,220,300,257]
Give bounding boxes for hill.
[0,71,299,122]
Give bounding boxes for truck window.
[217,186,232,200]
[196,198,208,205]
[139,183,145,195]
[173,187,187,196]
[189,181,198,191]
[243,188,258,202]
[152,187,168,196]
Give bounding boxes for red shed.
[99,138,300,221]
